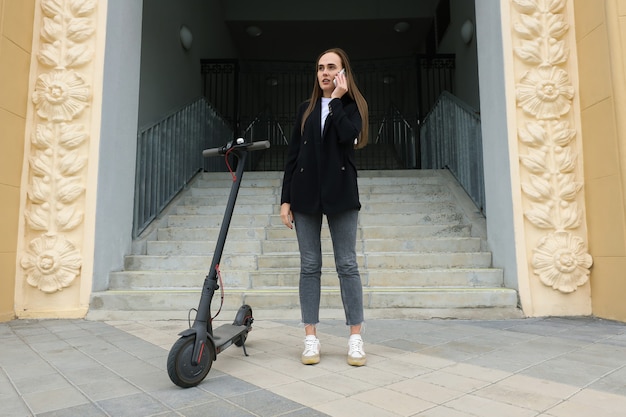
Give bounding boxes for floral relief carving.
[533,232,593,293]
[516,67,574,119]
[21,0,96,293]
[32,70,90,121]
[21,234,82,293]
[513,0,592,293]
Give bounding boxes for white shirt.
[321,97,332,131]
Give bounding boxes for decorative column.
[15,0,106,318]
[508,0,593,315]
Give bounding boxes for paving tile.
[306,372,378,397]
[229,364,300,389]
[395,352,456,370]
[60,364,121,385]
[177,399,256,416]
[36,403,108,417]
[270,380,344,407]
[196,373,261,398]
[440,362,510,382]
[544,399,625,417]
[352,387,437,416]
[418,369,491,392]
[489,374,580,399]
[473,382,563,411]
[78,376,141,402]
[246,355,330,381]
[12,372,73,395]
[520,356,615,387]
[413,405,476,416]
[586,368,626,396]
[227,388,309,417]
[367,356,432,378]
[0,396,33,417]
[386,379,465,404]
[314,397,399,417]
[21,386,90,415]
[148,385,219,409]
[97,392,170,417]
[445,393,538,417]
[126,369,175,392]
[279,408,331,416]
[568,388,626,414]
[338,364,406,387]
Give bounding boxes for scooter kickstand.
[242,341,249,357]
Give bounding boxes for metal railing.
[242,107,289,146]
[239,107,288,171]
[237,105,419,171]
[133,97,233,237]
[420,91,485,213]
[373,105,418,168]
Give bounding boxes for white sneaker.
[301,335,320,365]
[347,334,366,366]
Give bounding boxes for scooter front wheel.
[167,335,213,388]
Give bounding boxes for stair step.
[262,236,481,254]
[91,169,522,320]
[359,212,464,226]
[362,237,482,253]
[108,267,504,290]
[88,287,520,317]
[176,203,278,215]
[124,254,258,270]
[146,240,262,256]
[359,201,459,214]
[167,214,272,228]
[157,226,266,241]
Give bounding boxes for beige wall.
[574,0,626,321]
[0,0,35,321]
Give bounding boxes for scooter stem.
[188,148,249,364]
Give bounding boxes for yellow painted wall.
[0,0,35,321]
[574,0,626,321]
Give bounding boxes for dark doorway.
[201,55,454,170]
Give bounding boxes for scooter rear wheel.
[167,335,213,388]
[233,305,253,347]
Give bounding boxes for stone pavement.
[1,316,626,416]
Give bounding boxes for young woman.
[280,48,369,366]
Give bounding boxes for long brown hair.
[300,48,369,149]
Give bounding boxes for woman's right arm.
[280,102,307,207]
[280,203,293,229]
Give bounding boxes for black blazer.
[281,96,362,215]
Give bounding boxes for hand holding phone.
[333,68,346,86]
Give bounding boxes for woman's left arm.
[328,98,362,145]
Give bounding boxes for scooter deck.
[213,323,248,354]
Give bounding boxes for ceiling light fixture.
[393,21,410,33]
[179,25,193,50]
[246,26,263,37]
[460,19,474,44]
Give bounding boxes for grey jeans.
[293,210,364,326]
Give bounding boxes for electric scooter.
[167,138,271,388]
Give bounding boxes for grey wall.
[93,0,144,291]
[138,0,237,127]
[474,0,519,290]
[93,0,239,291]
[437,0,480,111]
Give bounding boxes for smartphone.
[333,68,346,86]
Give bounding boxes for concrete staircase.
[88,169,523,321]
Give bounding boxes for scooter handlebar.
[202,139,270,158]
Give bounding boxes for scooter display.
[167,138,271,388]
